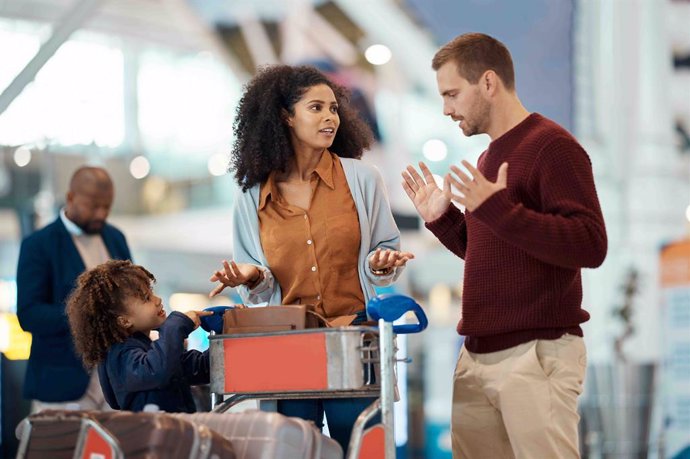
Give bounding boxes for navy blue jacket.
[98,312,210,413]
[16,218,131,402]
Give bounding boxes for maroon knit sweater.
[426,113,607,353]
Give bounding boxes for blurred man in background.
[17,166,131,412]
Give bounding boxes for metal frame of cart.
[208,294,428,459]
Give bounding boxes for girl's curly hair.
[66,260,155,368]
[231,65,373,191]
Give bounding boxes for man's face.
[66,184,114,234]
[436,62,491,137]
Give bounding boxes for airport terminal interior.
[1,0,690,457]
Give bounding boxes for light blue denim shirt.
[232,157,403,306]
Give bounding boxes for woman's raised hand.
[369,248,415,274]
[208,260,261,298]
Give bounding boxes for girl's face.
[118,289,167,335]
[286,84,340,153]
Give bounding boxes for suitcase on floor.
[172,410,343,459]
[16,410,236,459]
[97,411,236,459]
[16,410,118,459]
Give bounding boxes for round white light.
[14,146,32,167]
[365,44,392,66]
[686,204,690,223]
[129,156,150,179]
[423,139,448,162]
[208,153,228,177]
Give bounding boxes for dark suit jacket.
[16,217,131,402]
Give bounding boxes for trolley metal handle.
[366,294,428,334]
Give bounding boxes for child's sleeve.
[181,349,210,385]
[114,312,195,391]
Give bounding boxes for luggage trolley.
[206,294,428,459]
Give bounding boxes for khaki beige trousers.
[452,334,587,459]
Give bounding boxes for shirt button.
[307,240,312,245]
[317,295,321,300]
[304,214,308,220]
[311,266,317,272]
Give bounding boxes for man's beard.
[465,99,491,137]
[80,221,105,234]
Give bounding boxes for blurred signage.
[660,239,690,458]
[0,313,31,360]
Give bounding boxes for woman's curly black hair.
[230,65,374,191]
[66,260,155,368]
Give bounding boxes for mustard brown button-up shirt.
[258,151,365,318]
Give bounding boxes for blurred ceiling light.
[129,155,150,179]
[14,146,32,167]
[208,153,228,176]
[686,204,690,223]
[423,139,448,162]
[365,44,392,65]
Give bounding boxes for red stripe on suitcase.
[358,425,385,459]
[80,427,115,459]
[224,333,329,392]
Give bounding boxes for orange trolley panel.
[224,332,329,392]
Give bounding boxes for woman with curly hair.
[67,259,211,413]
[208,64,413,451]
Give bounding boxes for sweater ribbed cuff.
[470,189,514,228]
[425,204,464,237]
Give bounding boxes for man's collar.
[60,208,84,236]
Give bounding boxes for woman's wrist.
[245,268,264,289]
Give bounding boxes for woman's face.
[286,84,340,152]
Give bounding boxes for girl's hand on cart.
[185,310,214,330]
[209,260,262,297]
[369,248,415,275]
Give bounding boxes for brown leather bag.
[221,305,360,334]
[223,305,307,334]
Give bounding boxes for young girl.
[67,259,212,413]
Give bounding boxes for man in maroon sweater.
[402,33,607,458]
